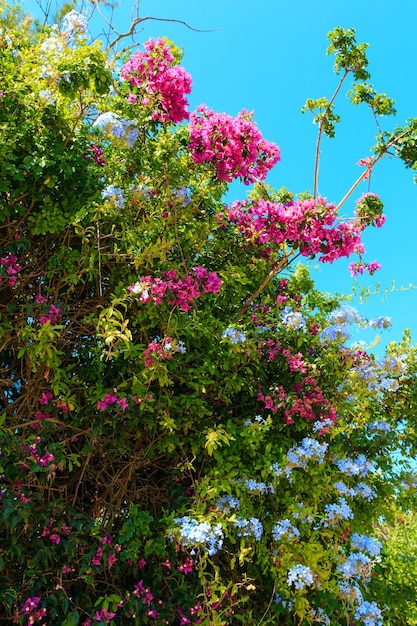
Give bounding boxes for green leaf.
[62,610,80,626]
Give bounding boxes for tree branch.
[313,69,349,198]
[107,16,218,51]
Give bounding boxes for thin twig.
[313,69,350,198]
[256,579,277,626]
[107,16,218,51]
[336,127,412,211]
[235,251,294,322]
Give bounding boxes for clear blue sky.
[28,0,417,350]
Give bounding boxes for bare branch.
[107,15,218,52]
[313,69,349,198]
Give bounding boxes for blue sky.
[28,0,417,350]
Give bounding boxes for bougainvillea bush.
[2,6,417,625]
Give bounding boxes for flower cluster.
[354,601,383,626]
[335,454,374,477]
[233,517,263,540]
[334,481,377,501]
[173,517,224,556]
[286,437,328,469]
[272,519,300,541]
[21,596,47,625]
[353,354,404,393]
[121,38,192,123]
[369,420,391,433]
[171,186,191,206]
[23,439,55,468]
[354,192,385,228]
[189,105,280,184]
[222,196,366,262]
[287,564,314,590]
[143,337,186,367]
[41,518,71,545]
[312,608,331,624]
[280,307,307,330]
[94,112,139,148]
[243,478,274,494]
[368,316,391,329]
[258,375,336,424]
[215,495,241,513]
[323,498,353,526]
[38,304,62,325]
[351,533,382,557]
[348,259,382,277]
[84,143,105,167]
[96,392,128,412]
[102,184,125,208]
[0,252,22,287]
[221,327,246,343]
[61,10,89,36]
[337,552,374,582]
[128,267,222,312]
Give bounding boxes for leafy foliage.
[1,8,417,626]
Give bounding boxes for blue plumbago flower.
[379,354,406,375]
[222,327,246,344]
[172,187,192,206]
[323,498,353,526]
[401,474,417,490]
[40,35,63,55]
[243,478,274,494]
[245,414,266,427]
[94,112,139,148]
[287,438,328,470]
[351,533,382,557]
[173,517,224,556]
[102,185,125,209]
[339,581,363,604]
[312,417,334,433]
[328,305,361,325]
[320,324,351,342]
[136,184,152,201]
[354,601,383,626]
[274,594,294,611]
[270,463,292,481]
[368,316,391,329]
[291,502,314,524]
[233,516,263,540]
[287,564,314,590]
[175,340,187,354]
[215,495,240,514]
[369,420,391,433]
[312,608,331,624]
[337,552,373,582]
[61,10,89,35]
[334,481,355,497]
[335,454,374,477]
[353,482,377,501]
[39,90,55,105]
[272,519,300,541]
[280,307,306,330]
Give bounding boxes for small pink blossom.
[107,552,118,569]
[38,392,53,405]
